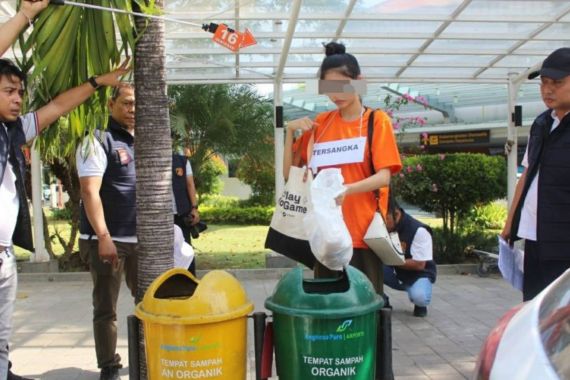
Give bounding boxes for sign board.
[212,24,257,52]
[421,130,490,146]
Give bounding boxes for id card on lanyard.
[309,136,366,172]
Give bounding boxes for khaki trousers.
[79,239,138,368]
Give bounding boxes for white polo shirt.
[0,113,39,247]
[410,227,433,261]
[518,110,568,241]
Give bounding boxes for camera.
[189,221,208,239]
[181,211,208,239]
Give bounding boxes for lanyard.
[314,106,365,144]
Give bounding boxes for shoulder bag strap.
[366,108,380,200]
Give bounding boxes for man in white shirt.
[502,47,570,301]
[383,197,437,317]
[76,83,136,380]
[0,2,130,378]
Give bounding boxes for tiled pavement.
[9,271,521,379]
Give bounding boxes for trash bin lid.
[265,266,382,318]
[135,269,253,325]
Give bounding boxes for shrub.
[432,227,497,264]
[200,205,274,225]
[200,194,240,208]
[460,201,507,232]
[50,207,72,221]
[236,153,275,206]
[194,156,226,196]
[392,153,506,235]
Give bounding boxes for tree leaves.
[16,0,157,160]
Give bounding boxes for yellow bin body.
[135,269,253,380]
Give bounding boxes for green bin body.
[265,266,382,380]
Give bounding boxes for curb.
[17,264,481,282]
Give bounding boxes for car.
[42,184,51,201]
[42,184,55,202]
[473,269,570,380]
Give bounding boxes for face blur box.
[318,80,367,95]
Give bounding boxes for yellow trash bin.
[135,268,254,380]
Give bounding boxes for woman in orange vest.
[283,42,402,294]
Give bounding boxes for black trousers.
[313,248,384,295]
[523,240,570,301]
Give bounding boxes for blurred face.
[0,75,24,122]
[322,70,360,111]
[109,87,135,130]
[540,75,570,116]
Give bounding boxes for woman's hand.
[287,117,316,134]
[334,184,352,206]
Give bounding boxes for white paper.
[310,137,366,172]
[498,235,524,291]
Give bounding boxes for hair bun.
[324,42,346,57]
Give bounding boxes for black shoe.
[413,305,427,317]
[7,370,34,380]
[99,353,122,380]
[382,294,392,309]
[99,366,121,380]
[7,361,33,380]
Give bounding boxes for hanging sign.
[211,24,257,52]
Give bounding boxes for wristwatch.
[88,76,100,89]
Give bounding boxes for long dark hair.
[319,42,361,80]
[387,189,402,219]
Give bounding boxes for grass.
[15,208,444,270]
[16,216,271,270]
[14,219,74,259]
[192,225,269,269]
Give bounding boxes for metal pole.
[274,81,285,202]
[30,146,49,262]
[506,73,520,209]
[376,308,394,380]
[252,312,267,380]
[128,315,140,380]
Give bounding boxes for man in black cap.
[502,47,570,301]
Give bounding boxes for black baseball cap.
[529,47,570,80]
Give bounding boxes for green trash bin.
[265,266,383,380]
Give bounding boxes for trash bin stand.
[128,314,140,380]
[252,312,267,380]
[376,307,394,380]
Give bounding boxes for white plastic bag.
[174,225,195,269]
[304,168,353,270]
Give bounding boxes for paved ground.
[9,271,521,379]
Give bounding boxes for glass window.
[443,21,543,36]
[353,0,463,16]
[460,1,570,19]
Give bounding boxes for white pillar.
[274,81,285,202]
[506,73,520,209]
[30,146,49,262]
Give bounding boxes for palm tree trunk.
[134,1,173,377]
